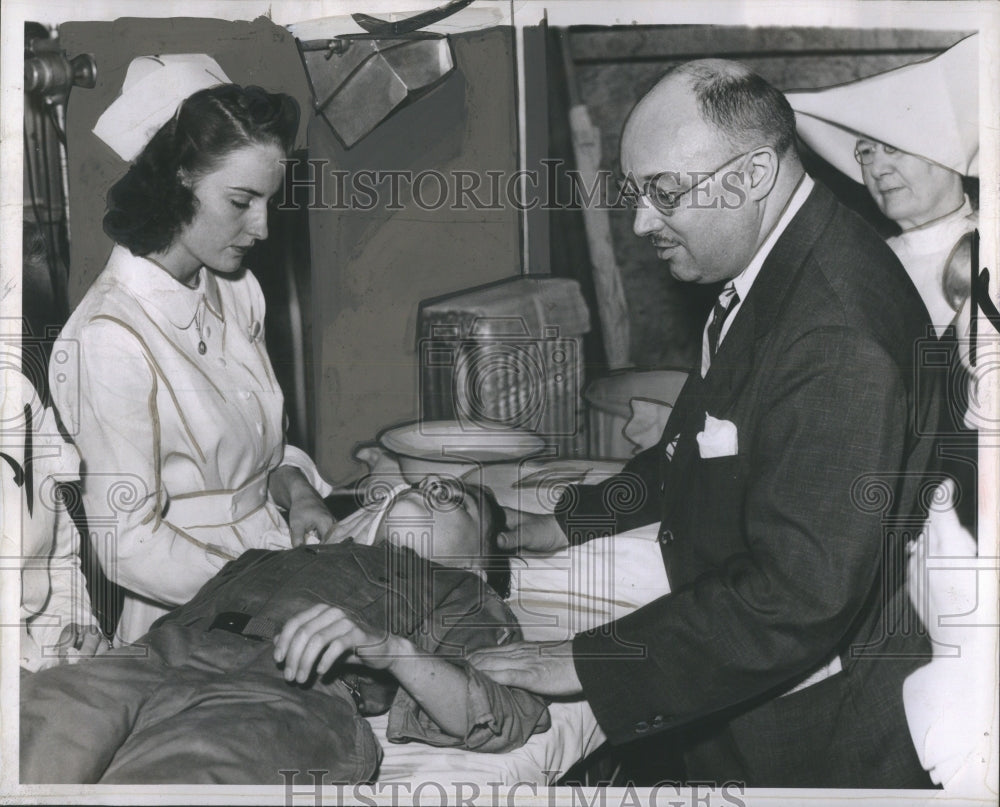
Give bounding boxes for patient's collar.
[357,480,488,582]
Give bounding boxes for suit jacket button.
[659,529,673,544]
[634,721,649,733]
[652,715,664,727]
[659,482,665,494]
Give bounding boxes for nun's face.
[858,139,964,230]
[171,142,285,277]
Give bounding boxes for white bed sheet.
[369,701,604,787]
[367,459,672,786]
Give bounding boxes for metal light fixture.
[300,33,455,147]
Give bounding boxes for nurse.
[51,56,333,644]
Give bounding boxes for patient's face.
[378,475,488,570]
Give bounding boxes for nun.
[787,34,979,336]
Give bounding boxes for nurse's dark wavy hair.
[103,84,299,256]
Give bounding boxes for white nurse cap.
[93,54,231,161]
[786,34,979,181]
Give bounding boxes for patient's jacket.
[20,541,551,784]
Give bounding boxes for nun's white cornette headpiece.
[786,34,979,181]
[93,54,232,161]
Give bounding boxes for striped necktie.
[707,282,739,359]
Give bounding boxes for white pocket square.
[696,414,738,458]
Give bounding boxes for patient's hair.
[104,84,299,256]
[467,483,513,600]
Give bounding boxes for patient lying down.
[21,475,551,785]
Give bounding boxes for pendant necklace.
[189,270,208,354]
[146,256,207,353]
[194,302,207,355]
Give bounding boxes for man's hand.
[468,640,583,696]
[273,604,405,683]
[269,466,337,546]
[496,509,569,554]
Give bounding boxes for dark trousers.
[20,624,380,784]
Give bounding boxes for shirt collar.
[701,174,815,378]
[730,174,815,303]
[891,196,975,253]
[105,244,224,329]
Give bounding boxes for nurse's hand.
[269,466,337,545]
[288,491,337,546]
[54,623,109,663]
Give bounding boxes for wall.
[306,28,520,482]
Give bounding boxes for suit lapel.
[660,182,839,485]
[660,372,701,443]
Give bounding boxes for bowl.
[378,420,546,482]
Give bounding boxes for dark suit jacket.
[560,181,942,788]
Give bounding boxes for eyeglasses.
[617,147,759,214]
[412,475,467,513]
[854,140,898,166]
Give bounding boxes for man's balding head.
[629,60,798,159]
[620,60,804,284]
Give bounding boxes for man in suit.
[470,59,941,788]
